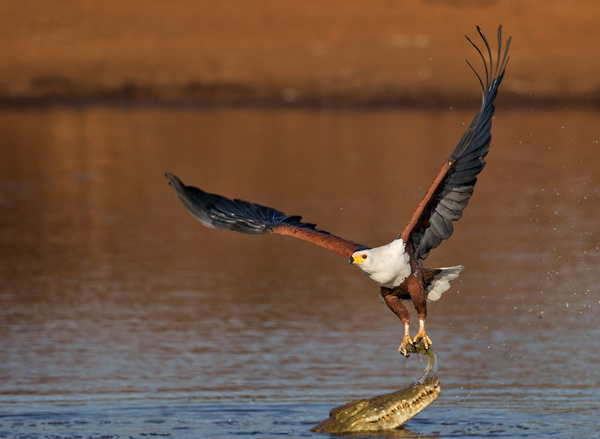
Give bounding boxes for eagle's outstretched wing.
[165,173,368,258]
[400,26,511,260]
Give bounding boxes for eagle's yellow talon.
[413,329,432,350]
[398,334,414,357]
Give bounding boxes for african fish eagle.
[165,26,510,356]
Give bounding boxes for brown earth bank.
[1,0,599,106]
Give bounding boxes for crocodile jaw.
[355,377,441,431]
[312,377,440,433]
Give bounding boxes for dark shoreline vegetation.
[1,93,598,110]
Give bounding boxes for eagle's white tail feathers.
[426,265,465,302]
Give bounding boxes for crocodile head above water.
[312,342,440,433]
[311,376,440,433]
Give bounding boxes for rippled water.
[1,106,599,438]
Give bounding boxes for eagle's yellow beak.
[350,254,366,265]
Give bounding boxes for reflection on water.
[0,106,599,438]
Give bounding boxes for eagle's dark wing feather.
[165,173,368,258]
[401,26,510,260]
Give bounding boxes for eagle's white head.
[349,238,411,288]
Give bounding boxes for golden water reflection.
[1,107,598,409]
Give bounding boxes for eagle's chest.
[364,253,412,288]
[367,265,411,288]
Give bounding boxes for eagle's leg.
[414,319,432,350]
[407,277,432,349]
[380,287,413,357]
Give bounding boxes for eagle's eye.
[361,254,368,259]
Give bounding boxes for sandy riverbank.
[1,1,599,105]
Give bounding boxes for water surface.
[0,106,598,438]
